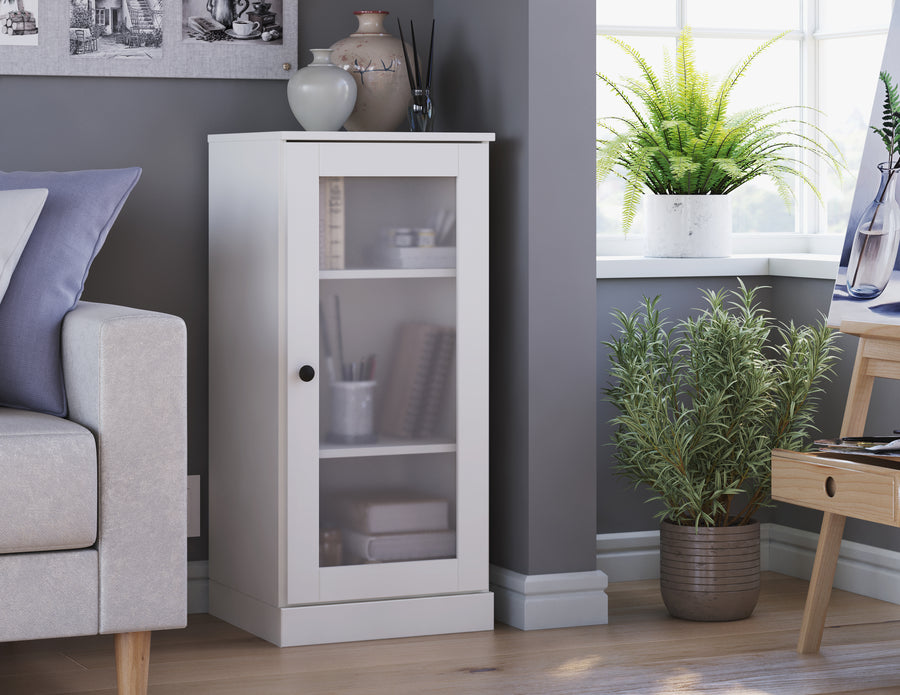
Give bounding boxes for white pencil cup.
[328,381,377,444]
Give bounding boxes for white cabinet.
[207,132,494,646]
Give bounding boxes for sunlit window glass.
[818,0,892,32]
[597,1,676,28]
[687,0,801,31]
[819,36,888,234]
[596,0,891,242]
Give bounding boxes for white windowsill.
[596,253,839,280]
[596,233,843,280]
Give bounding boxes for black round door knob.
[298,365,316,382]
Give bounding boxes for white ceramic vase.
[329,10,412,132]
[644,194,733,258]
[287,49,358,132]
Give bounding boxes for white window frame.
[596,0,891,261]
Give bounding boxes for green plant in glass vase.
[845,70,900,299]
[605,282,839,528]
[596,27,844,235]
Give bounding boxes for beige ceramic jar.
[329,10,412,132]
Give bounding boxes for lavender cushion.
[0,188,48,304]
[0,168,141,416]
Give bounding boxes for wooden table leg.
[798,512,846,654]
[115,631,151,695]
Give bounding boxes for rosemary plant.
[596,27,844,233]
[605,282,839,527]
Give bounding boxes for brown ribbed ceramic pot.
[659,519,760,621]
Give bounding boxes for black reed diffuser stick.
[409,20,423,93]
[398,18,435,132]
[425,19,435,91]
[397,19,416,91]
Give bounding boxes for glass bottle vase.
[846,162,900,299]
[408,89,434,132]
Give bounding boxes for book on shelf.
[416,328,455,438]
[375,246,456,269]
[319,177,345,270]
[342,529,457,563]
[379,322,455,439]
[328,490,450,535]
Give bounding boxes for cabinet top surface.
[208,131,496,144]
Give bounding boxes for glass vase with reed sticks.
[398,19,435,132]
[846,162,900,299]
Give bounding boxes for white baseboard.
[193,561,607,632]
[190,524,900,627]
[489,564,609,630]
[188,561,209,615]
[597,523,900,606]
[594,530,661,582]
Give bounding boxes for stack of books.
[328,490,455,563]
[379,322,455,439]
[319,178,345,270]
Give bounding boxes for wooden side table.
[772,321,900,653]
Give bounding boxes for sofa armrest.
[62,301,187,634]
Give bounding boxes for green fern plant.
[605,282,839,527]
[871,70,900,169]
[597,27,845,233]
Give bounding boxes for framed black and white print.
[0,0,297,79]
[0,0,40,47]
[828,8,900,329]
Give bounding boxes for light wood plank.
[772,450,899,525]
[114,632,150,695]
[840,339,874,438]
[798,513,847,654]
[5,574,900,694]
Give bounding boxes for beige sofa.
[0,301,187,694]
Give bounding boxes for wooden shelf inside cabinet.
[319,438,457,459]
[770,321,900,655]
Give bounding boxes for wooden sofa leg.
[115,631,151,695]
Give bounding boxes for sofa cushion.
[0,188,48,304]
[0,407,97,554]
[0,168,141,416]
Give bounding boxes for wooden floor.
[5,572,900,694]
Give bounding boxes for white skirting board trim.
[596,523,900,606]
[489,564,609,630]
[188,561,209,615]
[195,562,609,632]
[191,525,900,623]
[208,580,494,646]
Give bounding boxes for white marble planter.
[644,195,732,258]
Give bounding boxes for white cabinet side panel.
[456,143,491,591]
[209,140,283,605]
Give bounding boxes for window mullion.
[803,0,821,237]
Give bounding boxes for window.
[596,0,892,254]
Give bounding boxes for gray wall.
[9,0,897,572]
[0,0,432,562]
[435,0,598,576]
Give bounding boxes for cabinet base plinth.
[209,580,494,647]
